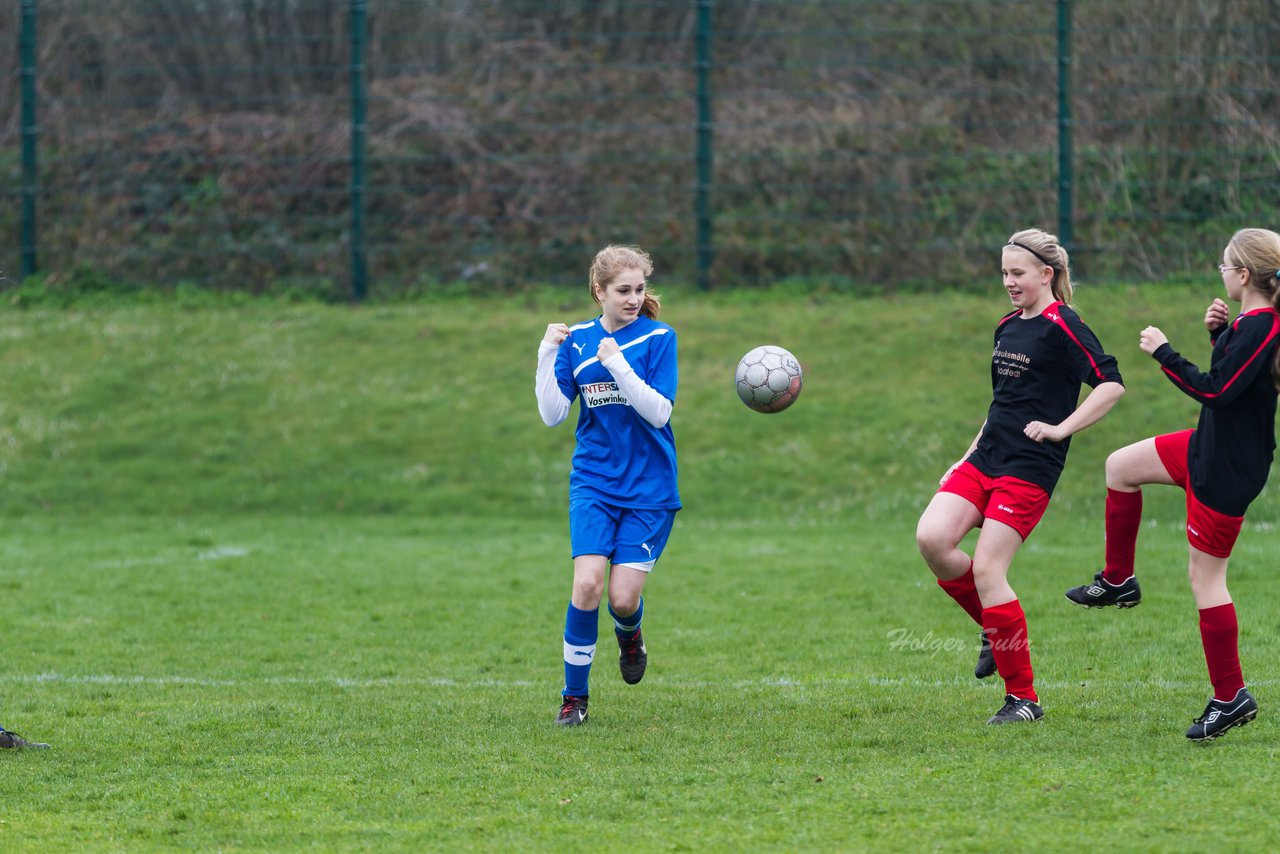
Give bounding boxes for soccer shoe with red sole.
[555,695,589,727]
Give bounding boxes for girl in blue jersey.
[535,245,680,726]
[1064,227,1280,740]
[917,227,1125,726]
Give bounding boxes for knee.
[916,524,949,562]
[1187,563,1223,594]
[1104,451,1126,488]
[572,576,605,607]
[1105,448,1146,490]
[609,591,641,616]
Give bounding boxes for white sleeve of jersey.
[536,342,571,426]
[600,351,673,429]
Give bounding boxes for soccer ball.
[735,345,803,413]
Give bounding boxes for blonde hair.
[588,245,660,319]
[1223,227,1280,390]
[1007,227,1074,305]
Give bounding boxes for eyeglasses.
[1218,264,1244,273]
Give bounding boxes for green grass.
[1,285,1279,850]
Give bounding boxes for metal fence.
[3,1,1278,298]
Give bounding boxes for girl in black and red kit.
[917,228,1125,725]
[1065,227,1280,741]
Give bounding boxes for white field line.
[1,671,1275,692]
[0,672,534,689]
[87,546,250,569]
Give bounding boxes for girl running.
[1064,227,1280,741]
[535,245,680,726]
[917,227,1125,725]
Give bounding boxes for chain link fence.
[2,1,1278,297]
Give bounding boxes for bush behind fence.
[2,0,1278,297]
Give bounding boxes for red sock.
[983,599,1037,702]
[937,563,983,625]
[1102,488,1143,584]
[1199,603,1245,701]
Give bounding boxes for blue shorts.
[569,499,677,572]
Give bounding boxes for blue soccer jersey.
[553,315,680,509]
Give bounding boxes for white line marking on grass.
[197,546,249,560]
[3,672,1276,692]
[88,546,250,569]
[0,672,537,689]
[90,556,176,569]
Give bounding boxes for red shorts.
[1154,429,1244,558]
[939,461,1051,541]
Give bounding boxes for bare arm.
[1024,381,1125,443]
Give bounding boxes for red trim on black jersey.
[1161,308,1280,399]
[976,302,1120,495]
[1041,301,1108,382]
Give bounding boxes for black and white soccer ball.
[735,345,803,413]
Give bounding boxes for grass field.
[1,284,1279,850]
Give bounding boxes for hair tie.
[1007,240,1056,269]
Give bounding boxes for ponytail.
[1271,269,1280,392]
[639,291,661,319]
[1051,244,1074,306]
[1227,229,1280,391]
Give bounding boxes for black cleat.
[1065,571,1141,609]
[1187,688,1257,741]
[986,694,1044,725]
[975,630,997,680]
[0,727,50,750]
[555,695,589,727]
[618,629,647,685]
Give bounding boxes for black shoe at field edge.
[986,694,1044,725]
[975,630,996,680]
[1187,688,1258,741]
[0,727,50,750]
[555,695,589,727]
[1065,571,1141,609]
[618,629,648,685]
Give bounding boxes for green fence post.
[1056,0,1073,254]
[20,0,38,279]
[695,0,714,290]
[349,0,368,301]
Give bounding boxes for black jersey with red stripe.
[967,301,1122,495]
[1152,306,1280,516]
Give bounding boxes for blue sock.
[609,597,643,638]
[563,602,598,698]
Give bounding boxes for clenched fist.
[1139,325,1168,355]
[1204,298,1230,332]
[542,323,570,347]
[596,338,620,362]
